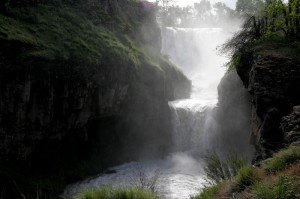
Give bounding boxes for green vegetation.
[0,0,184,78]
[235,165,258,187]
[190,185,220,199]
[255,176,300,199]
[155,0,241,27]
[0,4,142,66]
[192,146,300,199]
[204,151,246,183]
[264,145,300,173]
[75,187,159,199]
[222,0,300,70]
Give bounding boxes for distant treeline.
[155,0,300,33]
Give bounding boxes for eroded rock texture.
[237,44,300,160]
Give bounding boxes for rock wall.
[214,70,254,161]
[0,0,191,196]
[236,43,300,160]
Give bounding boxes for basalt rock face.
[236,44,300,160]
[0,0,191,196]
[215,71,254,161]
[281,106,300,145]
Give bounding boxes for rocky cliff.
[236,42,300,161]
[215,71,254,160]
[0,0,191,197]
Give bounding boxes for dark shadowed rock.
[281,106,300,144]
[0,0,191,197]
[236,43,300,160]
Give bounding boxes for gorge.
[0,0,300,198]
[63,27,255,198]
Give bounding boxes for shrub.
[190,185,219,199]
[76,187,159,199]
[129,164,161,192]
[235,165,258,187]
[254,176,299,199]
[264,146,300,173]
[204,151,246,184]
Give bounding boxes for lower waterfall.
[63,27,254,199]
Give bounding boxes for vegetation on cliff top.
[222,0,300,70]
[0,0,187,82]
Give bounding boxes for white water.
[63,27,233,199]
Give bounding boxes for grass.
[192,146,300,199]
[235,166,259,187]
[264,146,300,173]
[0,1,189,85]
[254,176,300,199]
[75,187,159,199]
[203,151,246,184]
[0,3,144,66]
[190,185,219,199]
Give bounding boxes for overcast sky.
[149,0,237,9]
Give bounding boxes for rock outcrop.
[215,70,254,161]
[0,0,191,197]
[236,43,300,160]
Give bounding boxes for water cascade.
[164,27,229,153]
[63,27,254,199]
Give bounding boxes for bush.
[235,166,258,187]
[190,185,219,199]
[254,176,299,199]
[76,187,159,199]
[204,151,246,184]
[264,146,300,173]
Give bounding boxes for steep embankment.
[236,41,300,160]
[0,0,190,197]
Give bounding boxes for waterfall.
[63,27,254,199]
[163,27,229,153]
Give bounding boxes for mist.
[64,1,254,198]
[162,26,254,158]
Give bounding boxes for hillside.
[0,0,191,197]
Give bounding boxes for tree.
[265,0,300,37]
[235,0,265,16]
[194,0,212,18]
[155,0,176,12]
[213,2,237,26]
[155,0,177,26]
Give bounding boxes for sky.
[149,0,237,9]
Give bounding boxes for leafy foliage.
[222,0,300,70]
[155,0,242,27]
[265,0,300,37]
[236,0,265,16]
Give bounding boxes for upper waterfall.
[161,27,232,102]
